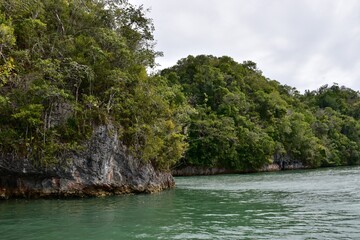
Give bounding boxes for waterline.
[1,167,359,239]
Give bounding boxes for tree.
[0,0,189,170]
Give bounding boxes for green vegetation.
[0,0,189,170]
[162,55,360,170]
[1,1,360,172]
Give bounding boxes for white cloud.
[130,0,360,92]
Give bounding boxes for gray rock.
[172,166,237,176]
[172,155,308,176]
[0,126,174,199]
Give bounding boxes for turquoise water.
[1,167,360,239]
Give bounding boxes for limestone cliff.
[0,126,174,199]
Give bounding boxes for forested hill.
[1,1,360,174]
[161,55,360,171]
[0,0,189,171]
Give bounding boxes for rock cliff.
[0,126,174,199]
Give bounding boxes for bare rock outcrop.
[0,126,174,199]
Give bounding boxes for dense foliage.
[1,0,359,172]
[161,55,360,170]
[0,0,189,169]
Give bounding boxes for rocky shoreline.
[0,125,308,199]
[0,126,174,199]
[172,162,308,176]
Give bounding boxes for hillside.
[0,0,188,170]
[161,55,360,171]
[0,0,187,198]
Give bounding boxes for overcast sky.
[129,0,360,92]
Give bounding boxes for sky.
[129,0,360,92]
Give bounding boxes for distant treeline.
[1,0,359,171]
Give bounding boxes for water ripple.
[1,166,360,239]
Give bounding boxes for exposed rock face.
[0,126,174,199]
[273,153,307,170]
[172,160,307,176]
[172,166,238,176]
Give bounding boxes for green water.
[1,167,360,239]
